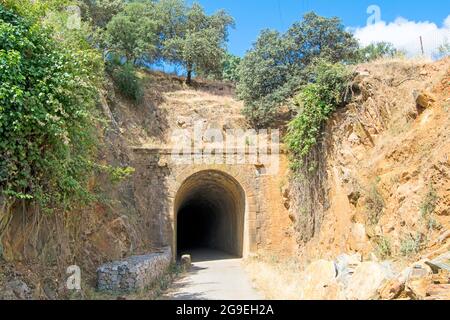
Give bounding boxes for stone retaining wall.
[97,247,172,292]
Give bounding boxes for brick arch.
[168,165,258,258]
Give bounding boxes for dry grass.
[243,254,303,300]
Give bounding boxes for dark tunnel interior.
[175,170,246,258]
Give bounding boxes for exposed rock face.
[97,247,171,292]
[293,58,450,274]
[344,261,395,300]
[300,260,339,300]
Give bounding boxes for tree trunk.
[186,69,192,85]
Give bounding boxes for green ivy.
[285,61,351,170]
[0,5,103,211]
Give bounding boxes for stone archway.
[173,169,251,258]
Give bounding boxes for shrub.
[375,236,392,259]
[285,61,351,169]
[355,42,399,62]
[420,184,440,231]
[0,5,103,211]
[110,62,144,102]
[366,183,385,225]
[400,233,426,257]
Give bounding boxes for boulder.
[378,279,405,300]
[335,253,362,287]
[405,260,433,300]
[345,261,394,300]
[414,91,436,111]
[300,260,339,300]
[425,284,450,300]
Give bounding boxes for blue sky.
[186,0,450,57]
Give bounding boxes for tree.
[237,12,359,127]
[162,2,234,84]
[356,42,398,62]
[237,30,296,127]
[105,1,159,63]
[221,53,241,83]
[286,12,359,65]
[80,0,124,29]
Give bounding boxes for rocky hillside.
[248,57,450,300]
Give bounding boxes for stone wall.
[130,147,296,259]
[97,247,172,292]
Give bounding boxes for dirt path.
[162,249,263,300]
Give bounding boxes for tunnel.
[175,170,246,258]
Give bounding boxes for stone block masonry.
[97,247,172,292]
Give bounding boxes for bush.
[285,61,351,169]
[0,5,103,210]
[238,12,359,127]
[420,184,440,231]
[110,62,144,102]
[400,233,426,257]
[375,236,392,259]
[355,42,399,62]
[366,182,385,225]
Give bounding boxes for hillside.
[246,57,450,300]
[1,58,449,300]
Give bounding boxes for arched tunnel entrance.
[175,170,246,258]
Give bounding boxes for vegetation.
[400,233,426,257]
[375,236,392,259]
[237,12,359,127]
[105,1,159,63]
[221,53,241,83]
[365,182,385,225]
[285,61,352,170]
[0,4,103,212]
[420,184,440,231]
[108,60,144,102]
[162,2,234,84]
[356,42,400,62]
[80,0,124,29]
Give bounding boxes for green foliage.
[105,1,159,63]
[162,2,234,83]
[97,164,135,184]
[238,29,297,127]
[400,233,426,257]
[420,184,440,231]
[80,0,124,29]
[0,4,103,210]
[109,61,144,102]
[238,12,359,127]
[375,236,392,259]
[285,61,351,169]
[221,53,241,83]
[356,42,399,62]
[365,183,385,225]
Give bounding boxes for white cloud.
[352,15,450,58]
